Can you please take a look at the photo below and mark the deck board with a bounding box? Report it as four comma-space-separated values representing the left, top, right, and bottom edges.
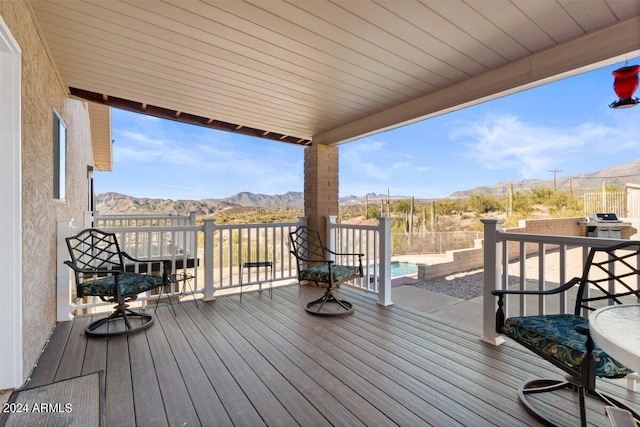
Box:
145, 312, 201, 427
26, 320, 72, 389
105, 330, 136, 426
127, 328, 167, 426
269, 287, 534, 426
22, 285, 637, 426
200, 299, 338, 426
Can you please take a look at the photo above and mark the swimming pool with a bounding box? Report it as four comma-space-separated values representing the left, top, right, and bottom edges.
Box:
390, 261, 419, 277
367, 262, 418, 278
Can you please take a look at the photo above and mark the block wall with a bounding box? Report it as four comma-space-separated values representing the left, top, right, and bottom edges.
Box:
304, 144, 339, 239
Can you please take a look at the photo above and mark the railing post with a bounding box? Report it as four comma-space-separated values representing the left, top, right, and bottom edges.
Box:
480, 218, 505, 345
377, 216, 392, 306
83, 211, 94, 228
203, 219, 216, 301
57, 219, 75, 321
326, 215, 337, 262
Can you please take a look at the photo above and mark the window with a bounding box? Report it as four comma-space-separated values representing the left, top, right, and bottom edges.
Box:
53, 109, 66, 200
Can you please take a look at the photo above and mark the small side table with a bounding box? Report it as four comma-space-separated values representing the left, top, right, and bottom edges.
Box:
156, 272, 197, 316
240, 261, 273, 300
170, 272, 197, 305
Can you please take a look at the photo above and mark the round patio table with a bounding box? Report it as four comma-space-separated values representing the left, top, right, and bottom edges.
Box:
590, 304, 640, 373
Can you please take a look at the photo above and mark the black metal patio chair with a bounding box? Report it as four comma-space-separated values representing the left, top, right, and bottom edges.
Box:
492, 241, 640, 427
65, 228, 168, 337
289, 226, 363, 316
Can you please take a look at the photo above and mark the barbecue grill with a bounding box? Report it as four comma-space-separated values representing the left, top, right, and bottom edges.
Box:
580, 213, 630, 238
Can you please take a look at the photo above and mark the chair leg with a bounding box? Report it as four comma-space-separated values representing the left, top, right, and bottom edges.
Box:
578, 386, 587, 427
305, 285, 353, 317
518, 378, 577, 427
86, 303, 154, 338
517, 377, 640, 427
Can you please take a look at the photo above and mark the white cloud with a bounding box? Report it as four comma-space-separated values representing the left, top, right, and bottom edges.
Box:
340, 140, 390, 180
451, 114, 630, 178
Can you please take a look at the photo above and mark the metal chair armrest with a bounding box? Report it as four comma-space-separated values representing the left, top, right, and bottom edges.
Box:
492, 277, 582, 333
120, 251, 169, 265
491, 277, 581, 297
323, 246, 364, 258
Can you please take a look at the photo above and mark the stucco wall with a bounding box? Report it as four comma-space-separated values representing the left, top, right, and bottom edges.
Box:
1, 0, 94, 383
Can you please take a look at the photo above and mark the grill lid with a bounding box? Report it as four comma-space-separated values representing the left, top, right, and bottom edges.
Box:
594, 213, 621, 222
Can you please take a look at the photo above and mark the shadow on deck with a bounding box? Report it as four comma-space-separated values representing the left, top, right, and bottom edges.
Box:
20, 285, 638, 426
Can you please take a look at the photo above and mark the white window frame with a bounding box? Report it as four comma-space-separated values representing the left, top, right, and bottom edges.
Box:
53, 109, 66, 201
0, 15, 23, 389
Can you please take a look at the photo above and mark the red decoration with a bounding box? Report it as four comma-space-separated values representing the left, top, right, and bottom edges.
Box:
610, 65, 640, 109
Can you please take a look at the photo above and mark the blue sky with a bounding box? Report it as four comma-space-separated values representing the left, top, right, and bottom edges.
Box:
96, 58, 640, 200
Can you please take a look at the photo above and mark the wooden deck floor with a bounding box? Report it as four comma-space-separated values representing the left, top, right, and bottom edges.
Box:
24, 285, 638, 426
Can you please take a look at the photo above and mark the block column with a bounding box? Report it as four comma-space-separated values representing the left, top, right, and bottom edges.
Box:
304, 144, 339, 240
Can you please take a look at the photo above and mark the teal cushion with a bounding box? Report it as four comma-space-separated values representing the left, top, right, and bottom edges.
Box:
299, 264, 361, 285
80, 272, 163, 298
504, 314, 630, 378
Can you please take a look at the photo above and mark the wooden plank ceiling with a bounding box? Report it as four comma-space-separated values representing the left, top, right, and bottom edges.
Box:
29, 1, 640, 146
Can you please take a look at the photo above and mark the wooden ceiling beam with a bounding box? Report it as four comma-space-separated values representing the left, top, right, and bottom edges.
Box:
69, 87, 312, 146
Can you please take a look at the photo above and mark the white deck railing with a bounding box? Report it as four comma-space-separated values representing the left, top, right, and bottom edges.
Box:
481, 218, 634, 345
201, 218, 303, 299
326, 216, 392, 306
92, 211, 197, 227
57, 214, 393, 319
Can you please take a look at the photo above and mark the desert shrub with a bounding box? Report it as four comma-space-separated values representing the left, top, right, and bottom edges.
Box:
366, 205, 382, 219
467, 194, 503, 214
511, 192, 534, 216
435, 198, 464, 215
547, 191, 583, 216
391, 217, 406, 233
528, 187, 556, 204
390, 199, 413, 213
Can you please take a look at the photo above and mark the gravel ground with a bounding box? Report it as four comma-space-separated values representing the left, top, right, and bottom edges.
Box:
411, 254, 568, 300
412, 269, 486, 300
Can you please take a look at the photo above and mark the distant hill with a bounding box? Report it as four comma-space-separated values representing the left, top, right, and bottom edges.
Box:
96, 160, 638, 214
96, 192, 234, 215
450, 159, 639, 198
202, 191, 304, 207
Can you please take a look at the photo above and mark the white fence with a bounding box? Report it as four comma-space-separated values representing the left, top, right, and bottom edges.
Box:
583, 190, 626, 217
57, 213, 393, 320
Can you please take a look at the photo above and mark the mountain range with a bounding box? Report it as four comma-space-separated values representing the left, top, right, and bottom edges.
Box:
450, 158, 639, 197
96, 159, 638, 214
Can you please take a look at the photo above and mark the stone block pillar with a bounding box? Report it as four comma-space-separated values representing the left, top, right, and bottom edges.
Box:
304, 144, 339, 240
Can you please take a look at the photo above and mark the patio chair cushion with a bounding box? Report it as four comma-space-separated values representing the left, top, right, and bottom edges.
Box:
504, 314, 631, 378
79, 272, 164, 298
299, 264, 361, 285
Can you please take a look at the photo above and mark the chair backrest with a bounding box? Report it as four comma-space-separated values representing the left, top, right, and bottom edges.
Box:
289, 226, 327, 263
574, 241, 640, 315
66, 229, 125, 286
